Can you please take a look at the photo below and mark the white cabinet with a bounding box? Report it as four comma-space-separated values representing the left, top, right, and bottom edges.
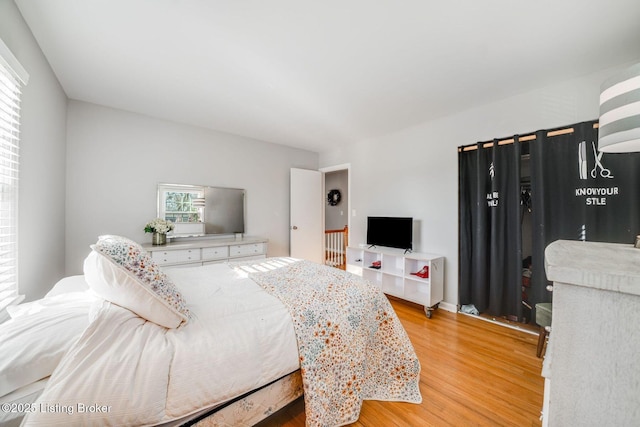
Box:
346, 246, 444, 318
142, 236, 267, 267
542, 240, 640, 427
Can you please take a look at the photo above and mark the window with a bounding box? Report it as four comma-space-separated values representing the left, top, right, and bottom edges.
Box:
0, 39, 28, 319
157, 184, 206, 236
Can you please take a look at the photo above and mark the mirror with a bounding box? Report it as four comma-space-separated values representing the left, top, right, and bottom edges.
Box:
157, 183, 245, 238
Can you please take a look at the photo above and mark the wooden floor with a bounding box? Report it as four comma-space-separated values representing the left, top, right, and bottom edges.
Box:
257, 297, 544, 427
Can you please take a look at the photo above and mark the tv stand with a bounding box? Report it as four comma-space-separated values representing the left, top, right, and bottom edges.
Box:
368, 245, 412, 255
346, 246, 444, 318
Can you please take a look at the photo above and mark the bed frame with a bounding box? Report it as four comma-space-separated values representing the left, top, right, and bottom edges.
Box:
4, 371, 302, 427
183, 370, 303, 427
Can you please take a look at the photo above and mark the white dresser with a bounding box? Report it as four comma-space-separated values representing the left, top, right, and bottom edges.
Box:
543, 240, 640, 427
142, 236, 268, 267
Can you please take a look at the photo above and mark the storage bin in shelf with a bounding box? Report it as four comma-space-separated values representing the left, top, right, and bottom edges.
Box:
382, 274, 404, 297
363, 251, 381, 270
346, 247, 364, 267
362, 268, 382, 288
345, 246, 445, 319
404, 280, 431, 304
382, 254, 404, 277
346, 264, 362, 276
345, 247, 364, 276
404, 258, 430, 281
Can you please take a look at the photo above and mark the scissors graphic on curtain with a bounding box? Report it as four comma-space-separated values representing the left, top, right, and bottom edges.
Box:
590, 141, 614, 179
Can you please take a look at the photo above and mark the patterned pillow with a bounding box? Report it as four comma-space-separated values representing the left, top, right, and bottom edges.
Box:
83, 235, 190, 328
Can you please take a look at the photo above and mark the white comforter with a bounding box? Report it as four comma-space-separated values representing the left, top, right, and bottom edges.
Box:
22, 263, 299, 426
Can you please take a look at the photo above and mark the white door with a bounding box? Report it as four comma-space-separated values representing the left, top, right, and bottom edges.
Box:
290, 168, 323, 263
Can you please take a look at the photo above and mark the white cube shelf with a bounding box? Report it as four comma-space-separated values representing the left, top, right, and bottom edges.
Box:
346, 246, 444, 318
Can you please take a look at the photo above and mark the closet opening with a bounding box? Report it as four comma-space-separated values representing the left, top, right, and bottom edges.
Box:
519, 143, 533, 326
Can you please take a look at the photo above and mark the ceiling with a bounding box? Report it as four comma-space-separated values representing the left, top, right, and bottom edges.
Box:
15, 0, 640, 153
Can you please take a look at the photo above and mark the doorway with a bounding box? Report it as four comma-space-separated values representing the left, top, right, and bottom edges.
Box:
289, 164, 351, 265
321, 164, 350, 269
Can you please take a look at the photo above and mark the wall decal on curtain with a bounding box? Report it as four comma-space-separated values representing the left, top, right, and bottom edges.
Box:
529, 120, 640, 308
458, 138, 522, 319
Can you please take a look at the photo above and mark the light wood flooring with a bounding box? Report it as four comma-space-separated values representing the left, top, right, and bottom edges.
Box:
257, 297, 544, 427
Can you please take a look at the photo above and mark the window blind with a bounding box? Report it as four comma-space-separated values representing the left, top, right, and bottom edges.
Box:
0, 40, 28, 319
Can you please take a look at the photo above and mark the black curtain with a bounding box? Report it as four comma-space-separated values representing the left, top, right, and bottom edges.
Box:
459, 139, 522, 318
529, 120, 640, 309
461, 119, 640, 321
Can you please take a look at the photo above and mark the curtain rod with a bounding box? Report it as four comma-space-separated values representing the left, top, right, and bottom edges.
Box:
458, 122, 599, 152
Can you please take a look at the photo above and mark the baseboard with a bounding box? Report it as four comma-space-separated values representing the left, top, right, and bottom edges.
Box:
458, 311, 539, 336
438, 301, 457, 313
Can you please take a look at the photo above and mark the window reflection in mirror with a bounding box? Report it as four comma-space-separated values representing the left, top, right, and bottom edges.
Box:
158, 184, 206, 237
157, 183, 245, 238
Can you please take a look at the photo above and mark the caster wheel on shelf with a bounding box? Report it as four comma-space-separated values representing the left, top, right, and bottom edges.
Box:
424, 303, 439, 319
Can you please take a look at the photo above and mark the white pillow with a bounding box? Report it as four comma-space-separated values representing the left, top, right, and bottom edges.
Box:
45, 275, 89, 298
0, 296, 94, 397
7, 291, 94, 319
83, 235, 190, 328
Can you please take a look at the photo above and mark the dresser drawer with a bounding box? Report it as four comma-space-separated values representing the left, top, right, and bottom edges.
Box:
142, 238, 267, 267
202, 246, 229, 260
229, 243, 264, 257
151, 249, 201, 265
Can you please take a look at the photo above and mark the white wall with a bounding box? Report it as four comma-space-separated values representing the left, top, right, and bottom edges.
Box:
320, 63, 637, 310
65, 101, 318, 275
0, 0, 68, 301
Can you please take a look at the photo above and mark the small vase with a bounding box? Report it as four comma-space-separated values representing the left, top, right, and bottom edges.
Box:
152, 232, 167, 245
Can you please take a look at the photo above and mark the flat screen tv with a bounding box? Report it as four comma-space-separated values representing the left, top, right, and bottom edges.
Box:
366, 216, 413, 251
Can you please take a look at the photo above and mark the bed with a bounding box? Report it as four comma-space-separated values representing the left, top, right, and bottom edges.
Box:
0, 235, 422, 427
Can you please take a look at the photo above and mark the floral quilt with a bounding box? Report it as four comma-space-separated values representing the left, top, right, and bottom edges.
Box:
232, 258, 422, 427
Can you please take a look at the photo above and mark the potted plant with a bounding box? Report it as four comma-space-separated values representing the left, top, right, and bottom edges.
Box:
144, 218, 175, 245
